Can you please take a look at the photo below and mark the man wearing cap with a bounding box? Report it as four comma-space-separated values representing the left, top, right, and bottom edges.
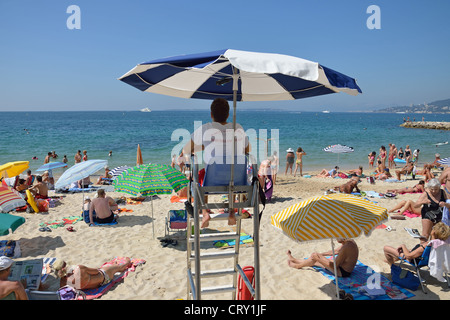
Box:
0, 257, 28, 300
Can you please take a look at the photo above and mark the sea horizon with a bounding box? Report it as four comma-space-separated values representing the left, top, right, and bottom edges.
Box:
1, 110, 449, 175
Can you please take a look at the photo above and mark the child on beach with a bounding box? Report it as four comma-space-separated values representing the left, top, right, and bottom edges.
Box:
368, 151, 376, 168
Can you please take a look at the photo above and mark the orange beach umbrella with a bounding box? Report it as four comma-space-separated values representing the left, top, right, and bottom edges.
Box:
137, 144, 143, 166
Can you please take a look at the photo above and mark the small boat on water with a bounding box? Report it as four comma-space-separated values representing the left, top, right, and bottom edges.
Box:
322, 110, 330, 113
140, 108, 151, 112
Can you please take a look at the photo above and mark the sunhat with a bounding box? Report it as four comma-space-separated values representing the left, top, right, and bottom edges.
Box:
0, 256, 14, 271
286, 148, 294, 153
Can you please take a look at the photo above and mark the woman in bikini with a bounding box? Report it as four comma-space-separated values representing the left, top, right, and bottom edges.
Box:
387, 180, 425, 194
53, 258, 132, 290
293, 147, 306, 177
378, 145, 387, 167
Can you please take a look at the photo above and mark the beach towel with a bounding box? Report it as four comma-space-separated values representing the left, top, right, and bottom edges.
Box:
402, 210, 421, 218
41, 257, 57, 283
170, 195, 193, 203
312, 260, 415, 300
0, 240, 21, 258
213, 232, 254, 248
78, 257, 145, 300
39, 216, 82, 229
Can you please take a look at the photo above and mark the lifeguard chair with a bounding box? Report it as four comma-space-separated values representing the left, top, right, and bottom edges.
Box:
186, 154, 262, 300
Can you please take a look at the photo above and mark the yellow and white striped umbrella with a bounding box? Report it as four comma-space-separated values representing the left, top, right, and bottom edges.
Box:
271, 193, 388, 242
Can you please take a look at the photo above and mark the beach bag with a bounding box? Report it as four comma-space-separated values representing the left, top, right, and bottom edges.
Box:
36, 199, 49, 212
236, 266, 255, 300
57, 285, 86, 300
391, 264, 420, 291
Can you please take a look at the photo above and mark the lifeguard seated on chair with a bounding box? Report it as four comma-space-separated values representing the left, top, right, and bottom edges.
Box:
181, 98, 250, 228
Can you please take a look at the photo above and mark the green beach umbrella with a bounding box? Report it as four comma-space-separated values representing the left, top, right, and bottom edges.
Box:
113, 163, 188, 238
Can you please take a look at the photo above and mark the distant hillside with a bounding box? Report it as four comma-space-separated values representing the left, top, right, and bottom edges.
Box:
375, 98, 450, 114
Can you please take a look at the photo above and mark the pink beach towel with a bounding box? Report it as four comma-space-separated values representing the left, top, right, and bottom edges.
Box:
402, 210, 420, 218
78, 257, 145, 300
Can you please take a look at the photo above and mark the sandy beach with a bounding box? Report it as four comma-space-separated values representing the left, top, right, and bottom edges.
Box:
3, 170, 450, 301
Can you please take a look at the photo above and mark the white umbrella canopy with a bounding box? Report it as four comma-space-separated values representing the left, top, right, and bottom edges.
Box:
55, 160, 108, 190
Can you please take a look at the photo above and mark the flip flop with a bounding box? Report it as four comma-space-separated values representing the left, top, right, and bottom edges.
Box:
66, 226, 75, 232
39, 227, 52, 232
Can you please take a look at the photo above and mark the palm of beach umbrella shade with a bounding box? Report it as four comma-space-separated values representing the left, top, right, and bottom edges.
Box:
271, 193, 388, 299
36, 162, 68, 172
0, 161, 29, 178
113, 164, 188, 238
0, 185, 26, 213
55, 160, 108, 190
0, 213, 26, 236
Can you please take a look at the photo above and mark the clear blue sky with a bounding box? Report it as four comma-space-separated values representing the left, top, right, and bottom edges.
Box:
1, 0, 449, 112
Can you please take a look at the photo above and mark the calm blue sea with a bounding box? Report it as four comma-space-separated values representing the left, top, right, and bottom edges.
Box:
1, 111, 449, 174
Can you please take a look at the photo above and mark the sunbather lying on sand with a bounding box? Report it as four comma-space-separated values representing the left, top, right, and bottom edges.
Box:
53, 258, 132, 290
333, 177, 361, 194
317, 166, 339, 178
388, 199, 422, 216
387, 180, 425, 194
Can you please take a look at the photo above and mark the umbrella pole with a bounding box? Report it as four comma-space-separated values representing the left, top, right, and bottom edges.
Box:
151, 195, 155, 239
331, 238, 340, 299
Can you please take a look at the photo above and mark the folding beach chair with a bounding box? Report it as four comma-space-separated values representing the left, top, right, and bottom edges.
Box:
165, 209, 187, 237
26, 289, 61, 300
399, 243, 450, 293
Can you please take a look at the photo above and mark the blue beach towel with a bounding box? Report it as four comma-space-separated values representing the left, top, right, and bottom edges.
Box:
313, 260, 415, 300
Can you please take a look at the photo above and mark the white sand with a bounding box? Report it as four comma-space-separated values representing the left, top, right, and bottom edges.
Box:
4, 172, 450, 300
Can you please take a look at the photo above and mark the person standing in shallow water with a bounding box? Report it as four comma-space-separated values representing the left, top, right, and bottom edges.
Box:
293, 147, 306, 177
285, 148, 295, 175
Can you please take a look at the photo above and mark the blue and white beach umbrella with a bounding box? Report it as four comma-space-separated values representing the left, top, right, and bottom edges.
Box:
119, 49, 362, 102
437, 157, 450, 166
55, 159, 108, 190
324, 144, 354, 166
36, 162, 68, 172
323, 144, 354, 154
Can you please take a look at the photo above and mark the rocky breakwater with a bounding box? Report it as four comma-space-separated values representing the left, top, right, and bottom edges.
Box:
400, 121, 450, 130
